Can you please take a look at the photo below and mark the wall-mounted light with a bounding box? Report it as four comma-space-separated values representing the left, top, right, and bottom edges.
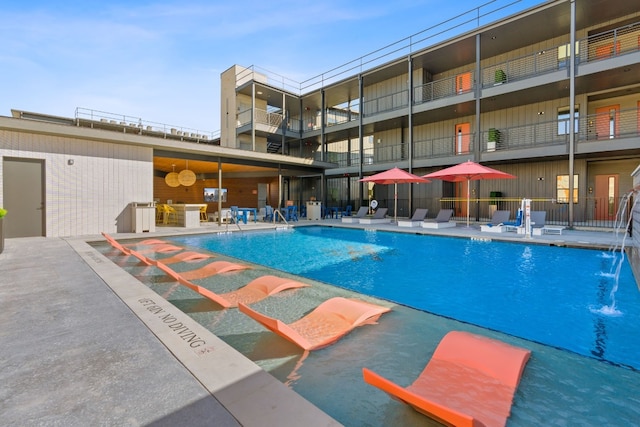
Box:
67, 159, 74, 165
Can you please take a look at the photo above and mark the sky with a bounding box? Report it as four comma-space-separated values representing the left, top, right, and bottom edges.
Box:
1, 0, 541, 134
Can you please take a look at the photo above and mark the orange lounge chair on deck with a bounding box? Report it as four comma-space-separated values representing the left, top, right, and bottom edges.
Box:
362, 331, 531, 427
238, 297, 391, 351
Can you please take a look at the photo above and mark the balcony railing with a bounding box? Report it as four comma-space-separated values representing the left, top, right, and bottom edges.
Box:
581, 107, 640, 141
236, 108, 284, 129
414, 134, 474, 159
363, 89, 410, 117
582, 22, 640, 64
413, 72, 475, 107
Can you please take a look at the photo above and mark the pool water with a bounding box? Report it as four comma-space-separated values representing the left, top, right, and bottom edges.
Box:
105, 227, 640, 426
172, 226, 640, 370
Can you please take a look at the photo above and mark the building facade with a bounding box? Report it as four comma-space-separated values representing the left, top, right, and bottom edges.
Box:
1, 0, 639, 238
222, 0, 640, 228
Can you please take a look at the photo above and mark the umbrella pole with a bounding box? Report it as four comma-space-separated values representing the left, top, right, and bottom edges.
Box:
394, 182, 398, 223
466, 178, 471, 227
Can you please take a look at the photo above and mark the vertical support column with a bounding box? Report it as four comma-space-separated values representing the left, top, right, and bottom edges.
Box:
281, 92, 286, 155
474, 33, 482, 222
251, 83, 256, 151
217, 160, 223, 226
358, 74, 364, 207
475, 33, 482, 160
321, 89, 326, 162
568, 0, 576, 228
407, 55, 414, 215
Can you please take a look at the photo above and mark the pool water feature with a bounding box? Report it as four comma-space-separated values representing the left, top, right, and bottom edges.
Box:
172, 226, 640, 370
103, 228, 640, 426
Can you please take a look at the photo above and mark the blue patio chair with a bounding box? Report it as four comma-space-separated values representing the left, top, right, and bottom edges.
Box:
230, 206, 239, 224
342, 205, 352, 217
264, 205, 274, 222
289, 205, 298, 221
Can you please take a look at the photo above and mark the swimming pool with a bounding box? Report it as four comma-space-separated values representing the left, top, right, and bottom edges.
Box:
172, 226, 640, 370
107, 227, 640, 426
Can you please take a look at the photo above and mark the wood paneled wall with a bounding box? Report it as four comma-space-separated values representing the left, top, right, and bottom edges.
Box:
153, 176, 279, 213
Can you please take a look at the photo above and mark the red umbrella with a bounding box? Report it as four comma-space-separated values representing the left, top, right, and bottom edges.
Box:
423, 160, 516, 227
360, 167, 430, 223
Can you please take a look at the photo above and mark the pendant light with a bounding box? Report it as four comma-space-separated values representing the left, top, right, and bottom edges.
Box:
165, 164, 180, 187
178, 160, 196, 186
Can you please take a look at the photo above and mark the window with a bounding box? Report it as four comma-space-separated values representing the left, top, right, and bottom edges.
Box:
556, 175, 578, 203
557, 42, 579, 68
558, 106, 579, 135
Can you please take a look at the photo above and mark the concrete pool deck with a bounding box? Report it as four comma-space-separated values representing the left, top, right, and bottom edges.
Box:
0, 218, 632, 426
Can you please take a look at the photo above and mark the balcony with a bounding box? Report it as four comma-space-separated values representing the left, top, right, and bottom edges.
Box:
413, 72, 475, 106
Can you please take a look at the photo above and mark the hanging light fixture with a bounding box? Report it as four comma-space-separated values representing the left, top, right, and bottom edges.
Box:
178, 160, 196, 186
165, 164, 180, 187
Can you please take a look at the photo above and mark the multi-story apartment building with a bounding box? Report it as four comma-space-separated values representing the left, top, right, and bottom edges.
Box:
222, 0, 640, 228
1, 0, 639, 238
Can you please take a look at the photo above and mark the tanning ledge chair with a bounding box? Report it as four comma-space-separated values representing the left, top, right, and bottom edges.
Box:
359, 208, 390, 224
153, 258, 308, 308
363, 331, 531, 427
398, 208, 429, 228
480, 210, 511, 233
239, 297, 390, 350
342, 206, 369, 223
421, 209, 456, 229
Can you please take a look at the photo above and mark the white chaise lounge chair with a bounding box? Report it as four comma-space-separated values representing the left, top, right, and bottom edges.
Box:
530, 211, 564, 235
359, 208, 391, 224
480, 210, 511, 233
421, 209, 456, 229
342, 206, 369, 223
398, 208, 429, 228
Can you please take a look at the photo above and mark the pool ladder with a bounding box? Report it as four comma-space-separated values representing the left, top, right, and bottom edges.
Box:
223, 211, 243, 233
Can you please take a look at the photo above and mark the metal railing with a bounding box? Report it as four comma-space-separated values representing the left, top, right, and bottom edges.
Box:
363, 89, 410, 117
414, 134, 474, 159
358, 196, 631, 230
581, 107, 640, 141
236, 108, 284, 129
74, 107, 220, 142
413, 72, 475, 106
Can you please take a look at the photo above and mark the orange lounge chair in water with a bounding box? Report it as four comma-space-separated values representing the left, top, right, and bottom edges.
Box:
125, 238, 168, 246
137, 243, 183, 254
362, 331, 531, 427
174, 260, 249, 280
216, 275, 309, 307
238, 297, 391, 351
150, 251, 213, 264
154, 261, 306, 308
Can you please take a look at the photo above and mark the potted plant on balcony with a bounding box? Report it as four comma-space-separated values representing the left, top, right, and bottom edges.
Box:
487, 128, 501, 151
0, 208, 6, 254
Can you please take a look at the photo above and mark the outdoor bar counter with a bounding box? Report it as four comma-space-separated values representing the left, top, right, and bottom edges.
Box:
169, 204, 206, 227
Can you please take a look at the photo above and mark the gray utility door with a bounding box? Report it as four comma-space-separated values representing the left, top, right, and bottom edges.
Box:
3, 158, 44, 237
